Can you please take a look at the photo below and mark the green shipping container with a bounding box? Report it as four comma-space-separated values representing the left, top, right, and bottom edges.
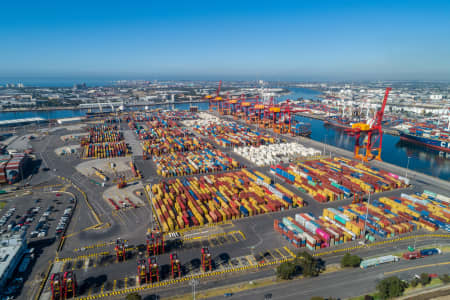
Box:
334, 214, 347, 225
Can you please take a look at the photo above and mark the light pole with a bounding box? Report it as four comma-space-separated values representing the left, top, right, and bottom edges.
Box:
189, 279, 199, 300
405, 156, 411, 179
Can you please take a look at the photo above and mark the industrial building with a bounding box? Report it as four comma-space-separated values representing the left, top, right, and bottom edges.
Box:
0, 233, 27, 291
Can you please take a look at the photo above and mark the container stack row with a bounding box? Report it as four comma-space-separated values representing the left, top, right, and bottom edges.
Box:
82, 142, 128, 158
274, 191, 449, 251
80, 122, 129, 158
0, 154, 29, 184
234, 143, 320, 166
270, 157, 409, 203
150, 169, 303, 232
192, 122, 277, 147
81, 124, 123, 145
124, 111, 197, 123
142, 134, 214, 157
274, 212, 357, 250
181, 112, 222, 127
153, 148, 242, 177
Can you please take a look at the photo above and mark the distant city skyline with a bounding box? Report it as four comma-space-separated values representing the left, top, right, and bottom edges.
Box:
1, 0, 450, 80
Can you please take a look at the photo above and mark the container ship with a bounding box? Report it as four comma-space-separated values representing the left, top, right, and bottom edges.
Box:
324, 116, 355, 130
400, 126, 450, 153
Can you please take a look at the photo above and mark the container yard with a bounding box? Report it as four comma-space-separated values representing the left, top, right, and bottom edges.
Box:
150, 169, 303, 232
271, 157, 410, 203
153, 148, 242, 177
80, 122, 129, 158
234, 143, 321, 166
192, 121, 278, 147
274, 190, 449, 250
5, 106, 450, 300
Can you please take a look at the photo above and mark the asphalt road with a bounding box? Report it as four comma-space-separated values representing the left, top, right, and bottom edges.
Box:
207, 252, 450, 300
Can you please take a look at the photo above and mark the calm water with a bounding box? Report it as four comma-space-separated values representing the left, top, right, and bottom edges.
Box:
0, 87, 448, 180
295, 115, 450, 181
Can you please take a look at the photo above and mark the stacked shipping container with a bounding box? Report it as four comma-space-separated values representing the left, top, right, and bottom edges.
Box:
274, 191, 449, 251
151, 169, 303, 232
271, 157, 409, 202
81, 122, 128, 158
0, 154, 28, 184
153, 149, 241, 177
192, 122, 276, 147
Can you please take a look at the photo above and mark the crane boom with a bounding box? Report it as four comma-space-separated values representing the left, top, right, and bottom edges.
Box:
216, 80, 222, 97
374, 87, 392, 128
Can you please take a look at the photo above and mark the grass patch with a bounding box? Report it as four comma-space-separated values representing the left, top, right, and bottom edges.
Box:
322, 263, 341, 274
404, 277, 444, 294
165, 277, 279, 300
348, 293, 381, 300
0, 201, 6, 209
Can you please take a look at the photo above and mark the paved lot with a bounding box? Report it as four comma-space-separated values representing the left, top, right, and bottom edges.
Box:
3, 113, 448, 300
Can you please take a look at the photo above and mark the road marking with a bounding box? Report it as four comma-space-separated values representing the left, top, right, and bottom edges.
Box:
113, 280, 117, 291
275, 248, 286, 259
384, 261, 450, 275
124, 277, 128, 288
283, 246, 296, 258
267, 250, 277, 261
231, 232, 239, 242
59, 262, 65, 272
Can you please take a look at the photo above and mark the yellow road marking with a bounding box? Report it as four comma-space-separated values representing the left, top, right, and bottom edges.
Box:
100, 283, 104, 294
124, 277, 128, 288
245, 255, 255, 266
59, 262, 65, 272
231, 233, 239, 242
275, 248, 286, 259
283, 246, 296, 258
113, 280, 117, 291
384, 261, 450, 275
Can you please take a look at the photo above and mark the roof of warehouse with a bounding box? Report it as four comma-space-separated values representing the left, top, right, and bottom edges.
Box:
0, 117, 45, 126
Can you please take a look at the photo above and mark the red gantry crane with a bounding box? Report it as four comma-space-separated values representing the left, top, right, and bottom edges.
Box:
148, 256, 160, 283
115, 238, 126, 262
170, 253, 181, 278
201, 247, 212, 272
50, 273, 62, 300
207, 80, 222, 112
347, 87, 392, 162
137, 258, 149, 284
63, 271, 77, 299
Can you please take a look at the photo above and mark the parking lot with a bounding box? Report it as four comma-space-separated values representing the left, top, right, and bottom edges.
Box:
0, 189, 74, 240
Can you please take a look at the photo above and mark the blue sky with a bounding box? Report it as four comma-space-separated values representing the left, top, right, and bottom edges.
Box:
1, 0, 449, 80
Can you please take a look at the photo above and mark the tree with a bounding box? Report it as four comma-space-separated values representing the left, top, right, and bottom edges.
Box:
420, 273, 430, 286
276, 261, 297, 280
296, 251, 320, 277
364, 295, 374, 300
349, 255, 362, 267
341, 253, 351, 267
341, 253, 361, 268
376, 276, 408, 299
410, 278, 419, 287
126, 293, 142, 300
